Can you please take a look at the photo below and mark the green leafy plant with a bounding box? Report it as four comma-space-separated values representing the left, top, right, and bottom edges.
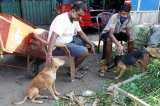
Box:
132, 24, 155, 49
147, 57, 160, 77
95, 87, 115, 106
120, 75, 160, 106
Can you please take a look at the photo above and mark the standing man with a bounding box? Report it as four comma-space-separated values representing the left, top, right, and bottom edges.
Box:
45, 1, 95, 79
101, 5, 134, 66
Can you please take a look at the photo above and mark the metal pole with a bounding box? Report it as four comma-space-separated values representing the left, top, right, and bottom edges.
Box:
114, 86, 150, 106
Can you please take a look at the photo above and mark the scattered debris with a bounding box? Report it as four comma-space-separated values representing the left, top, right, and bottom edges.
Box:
92, 99, 98, 106
16, 80, 21, 85
82, 90, 96, 96
61, 91, 97, 106
15, 75, 25, 79
100, 84, 104, 87
76, 96, 86, 106
61, 91, 75, 101
97, 60, 106, 65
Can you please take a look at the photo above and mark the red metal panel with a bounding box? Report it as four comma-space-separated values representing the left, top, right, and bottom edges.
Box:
0, 13, 45, 59
26, 30, 45, 59
0, 14, 11, 50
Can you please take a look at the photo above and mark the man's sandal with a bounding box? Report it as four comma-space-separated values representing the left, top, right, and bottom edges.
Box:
67, 71, 83, 79
77, 65, 89, 71
75, 72, 83, 79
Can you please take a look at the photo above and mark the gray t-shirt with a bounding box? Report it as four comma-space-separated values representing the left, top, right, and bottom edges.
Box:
102, 13, 132, 34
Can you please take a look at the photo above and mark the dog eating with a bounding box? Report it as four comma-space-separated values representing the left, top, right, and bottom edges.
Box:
99, 48, 149, 79
11, 58, 64, 105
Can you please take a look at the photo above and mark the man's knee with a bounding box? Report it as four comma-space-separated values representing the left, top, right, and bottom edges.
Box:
106, 37, 112, 45
82, 49, 88, 57
66, 43, 87, 57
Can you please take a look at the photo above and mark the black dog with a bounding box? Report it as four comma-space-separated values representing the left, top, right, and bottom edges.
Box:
99, 48, 149, 79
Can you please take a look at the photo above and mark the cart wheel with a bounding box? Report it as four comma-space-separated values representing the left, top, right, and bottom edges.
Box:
27, 61, 39, 79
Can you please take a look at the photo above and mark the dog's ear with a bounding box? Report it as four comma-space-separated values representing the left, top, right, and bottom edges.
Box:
54, 64, 58, 68
51, 58, 58, 68
99, 65, 107, 72
52, 58, 64, 68
52, 61, 58, 68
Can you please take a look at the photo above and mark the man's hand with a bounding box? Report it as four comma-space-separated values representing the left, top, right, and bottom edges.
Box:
129, 36, 134, 42
45, 54, 53, 68
90, 43, 95, 56
117, 44, 124, 55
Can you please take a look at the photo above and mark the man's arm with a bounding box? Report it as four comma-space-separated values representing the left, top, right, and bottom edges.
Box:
109, 28, 124, 55
109, 28, 121, 47
77, 31, 95, 55
126, 27, 134, 42
45, 32, 59, 67
34, 33, 48, 45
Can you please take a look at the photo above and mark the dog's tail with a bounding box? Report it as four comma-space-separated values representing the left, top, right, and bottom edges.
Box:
11, 95, 28, 105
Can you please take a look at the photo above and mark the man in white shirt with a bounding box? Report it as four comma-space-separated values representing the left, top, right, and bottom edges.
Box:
45, 1, 95, 79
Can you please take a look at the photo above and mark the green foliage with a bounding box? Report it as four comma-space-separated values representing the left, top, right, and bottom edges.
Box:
54, 99, 73, 106
95, 87, 115, 106
110, 49, 117, 59
120, 75, 160, 106
132, 24, 155, 49
115, 57, 160, 106
109, 56, 160, 106
147, 57, 160, 77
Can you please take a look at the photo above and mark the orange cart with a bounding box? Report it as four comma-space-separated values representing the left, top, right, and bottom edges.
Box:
0, 13, 46, 78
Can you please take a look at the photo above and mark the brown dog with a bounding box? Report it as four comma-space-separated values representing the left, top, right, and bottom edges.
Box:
11, 58, 64, 105
99, 48, 149, 79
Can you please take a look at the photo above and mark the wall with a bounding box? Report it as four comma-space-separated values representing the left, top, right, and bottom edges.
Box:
131, 0, 160, 25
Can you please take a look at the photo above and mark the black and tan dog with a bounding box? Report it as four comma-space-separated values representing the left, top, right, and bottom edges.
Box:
99, 48, 149, 79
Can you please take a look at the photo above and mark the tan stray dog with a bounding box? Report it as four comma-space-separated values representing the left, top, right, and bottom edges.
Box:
11, 58, 64, 105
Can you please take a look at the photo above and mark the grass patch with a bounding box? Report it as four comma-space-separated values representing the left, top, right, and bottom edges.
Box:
94, 87, 115, 106
117, 57, 160, 106
120, 75, 160, 106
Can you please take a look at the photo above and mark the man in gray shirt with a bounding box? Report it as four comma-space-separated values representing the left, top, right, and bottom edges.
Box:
101, 5, 134, 66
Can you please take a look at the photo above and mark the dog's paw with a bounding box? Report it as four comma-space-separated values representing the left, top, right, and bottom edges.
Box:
54, 96, 59, 100
38, 101, 43, 104
30, 100, 43, 104
99, 72, 105, 77
56, 92, 60, 96
44, 96, 49, 99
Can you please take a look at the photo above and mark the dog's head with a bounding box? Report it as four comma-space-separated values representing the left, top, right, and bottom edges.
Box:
52, 58, 65, 68
99, 65, 108, 77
